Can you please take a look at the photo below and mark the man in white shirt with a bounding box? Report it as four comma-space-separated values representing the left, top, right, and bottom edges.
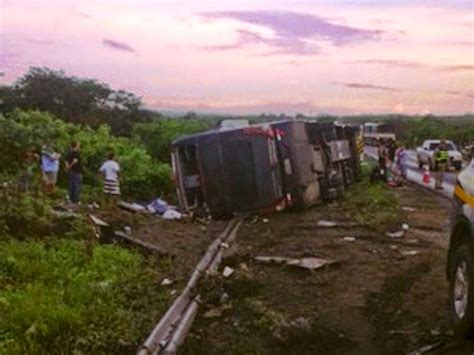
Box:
99, 153, 121, 206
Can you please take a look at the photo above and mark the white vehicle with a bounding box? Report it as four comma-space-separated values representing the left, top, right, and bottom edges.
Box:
416, 139, 463, 171
447, 157, 474, 336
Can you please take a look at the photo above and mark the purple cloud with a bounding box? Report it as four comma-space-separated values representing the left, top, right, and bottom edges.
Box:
201, 10, 382, 55
102, 38, 135, 53
346, 59, 423, 68
336, 82, 399, 92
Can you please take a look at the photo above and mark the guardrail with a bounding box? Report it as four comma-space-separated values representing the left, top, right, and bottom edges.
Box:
137, 218, 243, 355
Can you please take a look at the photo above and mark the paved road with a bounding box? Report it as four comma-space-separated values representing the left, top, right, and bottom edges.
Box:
364, 146, 460, 198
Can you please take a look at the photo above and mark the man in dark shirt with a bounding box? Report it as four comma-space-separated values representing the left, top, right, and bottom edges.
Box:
65, 141, 83, 204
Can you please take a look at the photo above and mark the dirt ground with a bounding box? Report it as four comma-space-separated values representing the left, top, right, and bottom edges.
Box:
181, 184, 474, 354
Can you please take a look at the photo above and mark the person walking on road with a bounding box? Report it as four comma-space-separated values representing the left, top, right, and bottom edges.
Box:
99, 152, 121, 207
434, 140, 449, 189
65, 141, 83, 204
40, 141, 61, 195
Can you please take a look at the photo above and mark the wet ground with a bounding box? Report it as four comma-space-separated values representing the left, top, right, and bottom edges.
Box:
182, 184, 474, 354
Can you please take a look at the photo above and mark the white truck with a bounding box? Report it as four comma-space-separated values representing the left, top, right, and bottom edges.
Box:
416, 139, 463, 171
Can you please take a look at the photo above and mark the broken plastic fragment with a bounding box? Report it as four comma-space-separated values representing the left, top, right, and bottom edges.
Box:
223, 266, 234, 277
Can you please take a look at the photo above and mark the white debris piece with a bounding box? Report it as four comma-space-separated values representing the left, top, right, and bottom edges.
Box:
262, 218, 269, 223
385, 231, 404, 238
402, 206, 417, 212
161, 278, 173, 286
402, 223, 410, 231
317, 220, 338, 228
400, 250, 420, 256
118, 201, 147, 213
162, 209, 183, 220
286, 257, 338, 270
89, 214, 109, 227
255, 256, 338, 270
343, 237, 356, 242
223, 266, 235, 278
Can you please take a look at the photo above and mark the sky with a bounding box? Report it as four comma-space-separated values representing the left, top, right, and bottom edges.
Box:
1, 0, 473, 115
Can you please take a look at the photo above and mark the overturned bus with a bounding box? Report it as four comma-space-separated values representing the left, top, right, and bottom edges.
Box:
171, 120, 360, 219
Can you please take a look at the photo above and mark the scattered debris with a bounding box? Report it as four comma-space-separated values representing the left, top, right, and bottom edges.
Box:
262, 218, 269, 224
163, 209, 183, 220
343, 237, 356, 242
402, 206, 417, 212
406, 341, 443, 355
255, 255, 338, 271
254, 256, 292, 264
161, 278, 174, 286
386, 230, 404, 238
114, 231, 168, 255
317, 220, 338, 228
400, 250, 420, 257
402, 223, 410, 231
222, 266, 235, 278
124, 226, 132, 235
118, 201, 147, 213
147, 198, 169, 215
89, 214, 109, 227
88, 201, 100, 210
286, 257, 339, 270
170, 289, 177, 296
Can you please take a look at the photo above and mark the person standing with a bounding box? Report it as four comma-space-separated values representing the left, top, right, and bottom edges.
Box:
40, 141, 61, 195
99, 152, 121, 206
65, 141, 83, 204
377, 140, 388, 180
395, 144, 409, 179
434, 140, 449, 189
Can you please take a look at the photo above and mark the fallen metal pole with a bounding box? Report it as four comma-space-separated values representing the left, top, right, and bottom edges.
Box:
138, 218, 242, 355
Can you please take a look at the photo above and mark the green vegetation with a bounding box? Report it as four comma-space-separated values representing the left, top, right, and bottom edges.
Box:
342, 165, 400, 230
0, 109, 172, 200
0, 239, 171, 354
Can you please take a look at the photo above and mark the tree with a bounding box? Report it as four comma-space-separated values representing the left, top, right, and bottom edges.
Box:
4, 67, 149, 135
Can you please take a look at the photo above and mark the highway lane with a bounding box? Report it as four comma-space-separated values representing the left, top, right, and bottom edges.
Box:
364, 146, 460, 197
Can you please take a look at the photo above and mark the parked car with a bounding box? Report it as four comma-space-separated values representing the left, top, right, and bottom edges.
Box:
447, 157, 474, 336
416, 139, 463, 171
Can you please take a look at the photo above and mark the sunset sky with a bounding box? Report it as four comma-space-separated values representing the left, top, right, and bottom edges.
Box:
1, 0, 473, 115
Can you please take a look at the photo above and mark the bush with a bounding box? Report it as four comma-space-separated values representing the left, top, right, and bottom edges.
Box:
0, 239, 171, 354
0, 110, 173, 200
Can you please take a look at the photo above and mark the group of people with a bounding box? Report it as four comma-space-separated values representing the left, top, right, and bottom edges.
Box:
377, 139, 408, 185
376, 138, 451, 189
23, 140, 122, 206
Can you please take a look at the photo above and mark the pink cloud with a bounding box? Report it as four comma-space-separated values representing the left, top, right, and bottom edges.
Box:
439, 65, 474, 72
102, 38, 135, 53
346, 59, 423, 68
